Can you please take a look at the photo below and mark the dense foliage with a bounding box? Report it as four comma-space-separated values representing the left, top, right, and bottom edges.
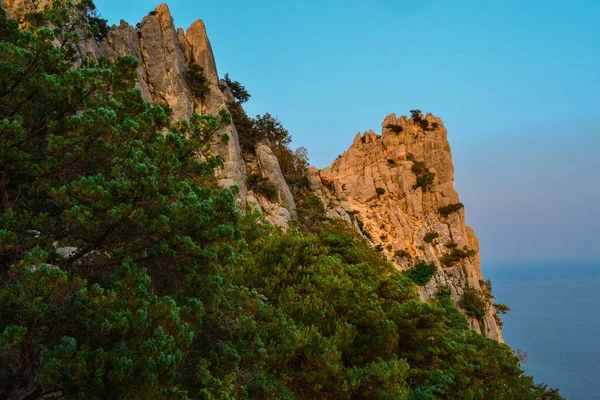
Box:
438, 202, 465, 217
0, 3, 562, 399
459, 288, 488, 319
187, 63, 210, 101
423, 231, 439, 244
223, 72, 251, 104
386, 124, 404, 134
440, 243, 477, 267
411, 159, 436, 192
403, 261, 437, 286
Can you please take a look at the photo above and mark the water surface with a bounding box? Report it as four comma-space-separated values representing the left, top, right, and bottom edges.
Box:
483, 262, 600, 400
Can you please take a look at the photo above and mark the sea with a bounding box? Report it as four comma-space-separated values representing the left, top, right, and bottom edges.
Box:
482, 262, 600, 400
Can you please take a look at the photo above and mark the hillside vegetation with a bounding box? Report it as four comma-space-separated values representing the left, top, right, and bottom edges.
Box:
0, 3, 562, 399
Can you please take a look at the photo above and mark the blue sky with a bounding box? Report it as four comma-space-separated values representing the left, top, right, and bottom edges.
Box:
95, 0, 600, 264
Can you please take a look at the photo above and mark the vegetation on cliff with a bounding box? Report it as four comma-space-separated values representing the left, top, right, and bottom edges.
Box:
0, 3, 562, 399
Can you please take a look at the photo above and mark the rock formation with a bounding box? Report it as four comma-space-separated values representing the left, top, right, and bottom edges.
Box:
100, 5, 249, 198
98, 4, 298, 225
309, 113, 502, 340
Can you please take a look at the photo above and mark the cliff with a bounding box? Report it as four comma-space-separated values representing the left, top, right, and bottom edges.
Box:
308, 113, 502, 340
98, 4, 296, 226
1, 1, 501, 340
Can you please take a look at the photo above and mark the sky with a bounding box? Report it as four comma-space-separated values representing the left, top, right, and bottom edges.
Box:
94, 0, 600, 264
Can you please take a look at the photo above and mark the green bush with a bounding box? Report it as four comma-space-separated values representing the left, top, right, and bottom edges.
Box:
411, 160, 427, 175
386, 124, 404, 134
295, 193, 328, 232
459, 288, 488, 319
493, 303, 511, 328
223, 73, 251, 104
187, 63, 210, 99
438, 203, 464, 217
414, 171, 435, 191
376, 187, 386, 195
481, 279, 494, 299
387, 159, 396, 165
423, 232, 439, 243
247, 172, 277, 199
434, 289, 469, 331
273, 144, 309, 192
403, 261, 437, 286
411, 160, 436, 191
410, 109, 422, 122
395, 249, 412, 259
440, 247, 477, 267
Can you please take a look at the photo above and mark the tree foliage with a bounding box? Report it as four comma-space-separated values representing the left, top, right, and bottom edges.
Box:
187, 63, 210, 100
423, 231, 440, 243
438, 202, 465, 217
403, 260, 437, 286
411, 159, 436, 191
223, 72, 250, 104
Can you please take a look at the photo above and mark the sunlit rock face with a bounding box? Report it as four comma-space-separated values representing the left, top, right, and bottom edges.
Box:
311, 113, 502, 341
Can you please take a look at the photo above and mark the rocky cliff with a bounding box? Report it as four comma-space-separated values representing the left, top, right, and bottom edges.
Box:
1, 1, 501, 340
308, 113, 502, 340
98, 4, 296, 226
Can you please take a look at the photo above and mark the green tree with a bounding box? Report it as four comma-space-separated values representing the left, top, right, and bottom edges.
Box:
403, 260, 437, 286
0, 5, 241, 397
223, 72, 250, 104
187, 63, 210, 100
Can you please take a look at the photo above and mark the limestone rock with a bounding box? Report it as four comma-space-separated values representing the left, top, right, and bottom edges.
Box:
312, 112, 503, 341
307, 166, 323, 191
100, 4, 250, 206
255, 143, 296, 221
100, 20, 153, 101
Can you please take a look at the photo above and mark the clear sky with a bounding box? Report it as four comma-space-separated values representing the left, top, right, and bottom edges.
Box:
95, 0, 600, 264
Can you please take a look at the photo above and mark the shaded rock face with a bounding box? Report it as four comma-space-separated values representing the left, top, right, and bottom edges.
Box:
100, 4, 249, 202
311, 113, 502, 341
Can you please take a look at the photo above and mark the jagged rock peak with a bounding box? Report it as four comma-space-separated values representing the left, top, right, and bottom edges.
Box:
311, 112, 503, 341
185, 18, 219, 83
